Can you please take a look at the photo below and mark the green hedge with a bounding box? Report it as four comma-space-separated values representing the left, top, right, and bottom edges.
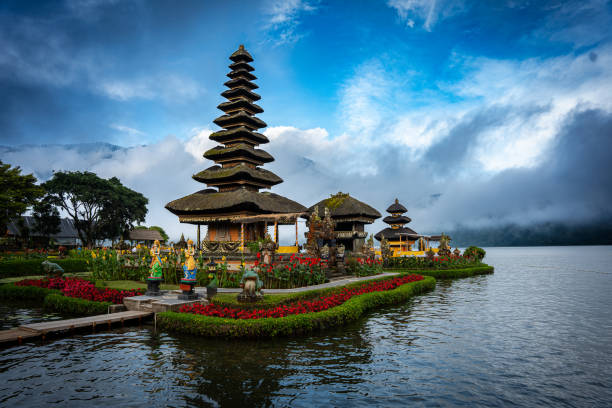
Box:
157, 275, 436, 338
211, 273, 414, 310
43, 294, 111, 316
0, 283, 110, 316
0, 283, 61, 300
387, 265, 494, 279
0, 258, 88, 278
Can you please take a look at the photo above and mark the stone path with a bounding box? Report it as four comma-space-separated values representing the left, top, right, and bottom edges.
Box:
203, 272, 399, 294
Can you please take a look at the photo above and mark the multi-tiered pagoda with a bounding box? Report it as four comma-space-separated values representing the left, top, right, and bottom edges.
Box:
166, 45, 306, 250
374, 199, 420, 253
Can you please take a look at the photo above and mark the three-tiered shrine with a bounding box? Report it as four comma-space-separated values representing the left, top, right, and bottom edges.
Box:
374, 199, 420, 253
166, 45, 306, 253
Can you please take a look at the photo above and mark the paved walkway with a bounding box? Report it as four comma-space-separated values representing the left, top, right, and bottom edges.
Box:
195, 272, 399, 294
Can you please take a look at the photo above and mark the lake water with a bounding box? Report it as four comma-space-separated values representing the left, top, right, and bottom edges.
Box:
1, 246, 611, 407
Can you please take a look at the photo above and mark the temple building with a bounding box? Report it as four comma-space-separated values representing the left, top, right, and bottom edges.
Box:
374, 198, 420, 254
166, 45, 306, 253
304, 192, 381, 252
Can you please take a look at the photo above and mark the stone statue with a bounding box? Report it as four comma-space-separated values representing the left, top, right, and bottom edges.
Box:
453, 248, 461, 256
148, 239, 163, 280
337, 244, 345, 261
438, 233, 451, 257
238, 268, 264, 302
320, 244, 330, 260
42, 260, 64, 278
182, 239, 197, 282
380, 238, 392, 261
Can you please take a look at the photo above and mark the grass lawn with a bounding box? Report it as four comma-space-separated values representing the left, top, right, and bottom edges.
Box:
0, 272, 91, 284
94, 280, 179, 291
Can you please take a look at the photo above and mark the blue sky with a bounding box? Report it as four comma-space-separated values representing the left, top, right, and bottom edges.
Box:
1, 0, 612, 241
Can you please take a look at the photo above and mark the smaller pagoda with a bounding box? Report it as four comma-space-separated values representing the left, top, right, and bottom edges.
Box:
374, 199, 419, 254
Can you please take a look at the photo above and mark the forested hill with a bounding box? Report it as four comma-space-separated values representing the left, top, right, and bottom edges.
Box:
446, 220, 612, 247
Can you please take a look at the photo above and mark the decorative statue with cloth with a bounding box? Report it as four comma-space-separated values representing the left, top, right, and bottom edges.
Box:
148, 240, 163, 280
182, 239, 197, 283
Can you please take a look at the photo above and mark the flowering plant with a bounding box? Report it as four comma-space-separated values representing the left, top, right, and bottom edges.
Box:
15, 277, 143, 304
179, 274, 424, 319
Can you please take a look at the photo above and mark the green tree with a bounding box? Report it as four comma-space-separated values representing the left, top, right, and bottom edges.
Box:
32, 198, 61, 247
0, 161, 44, 233
96, 177, 148, 241
132, 225, 168, 242
149, 226, 169, 241
43, 171, 148, 248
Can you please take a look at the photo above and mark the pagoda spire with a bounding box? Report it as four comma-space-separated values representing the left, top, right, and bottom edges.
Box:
196, 45, 282, 192
383, 198, 411, 229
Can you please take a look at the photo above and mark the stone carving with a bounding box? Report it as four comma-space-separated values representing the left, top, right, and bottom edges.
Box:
380, 238, 392, 261
438, 233, 451, 257
238, 269, 264, 302
41, 260, 64, 278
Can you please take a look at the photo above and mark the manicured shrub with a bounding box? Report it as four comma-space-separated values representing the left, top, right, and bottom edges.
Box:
392, 265, 494, 279
43, 293, 111, 316
0, 283, 61, 300
464, 246, 486, 261
0, 258, 88, 278
184, 274, 425, 319
13, 277, 143, 304
157, 275, 436, 337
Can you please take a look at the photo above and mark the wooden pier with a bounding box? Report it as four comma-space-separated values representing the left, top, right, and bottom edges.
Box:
0, 310, 152, 347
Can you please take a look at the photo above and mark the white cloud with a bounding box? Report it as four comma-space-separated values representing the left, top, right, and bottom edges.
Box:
110, 124, 146, 136
335, 45, 612, 174
387, 0, 466, 31
263, 0, 317, 45
98, 74, 203, 102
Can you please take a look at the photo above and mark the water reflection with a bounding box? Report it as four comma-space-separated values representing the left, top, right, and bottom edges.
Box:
1, 246, 612, 407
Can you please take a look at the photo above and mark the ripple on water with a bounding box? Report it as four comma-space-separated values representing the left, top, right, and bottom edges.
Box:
1, 246, 612, 407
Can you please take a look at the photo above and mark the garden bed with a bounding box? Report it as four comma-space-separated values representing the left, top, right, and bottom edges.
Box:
384, 265, 494, 279
157, 274, 435, 338
0, 277, 142, 316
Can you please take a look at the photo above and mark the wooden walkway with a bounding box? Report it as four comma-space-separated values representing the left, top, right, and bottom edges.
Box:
0, 310, 152, 347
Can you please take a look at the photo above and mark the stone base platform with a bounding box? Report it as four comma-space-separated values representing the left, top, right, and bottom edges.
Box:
124, 293, 207, 313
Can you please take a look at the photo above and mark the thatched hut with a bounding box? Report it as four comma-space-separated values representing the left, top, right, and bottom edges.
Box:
303, 192, 381, 252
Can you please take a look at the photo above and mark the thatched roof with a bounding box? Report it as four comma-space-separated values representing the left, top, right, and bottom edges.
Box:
227, 69, 256, 80
217, 98, 263, 115
374, 227, 419, 241
166, 188, 307, 219
128, 229, 163, 241
429, 235, 451, 241
229, 45, 253, 63
213, 111, 267, 130
209, 127, 269, 145
221, 87, 261, 102
192, 164, 282, 187
228, 61, 254, 72
7, 216, 78, 239
204, 144, 274, 164
386, 198, 407, 214
224, 77, 258, 90
304, 192, 381, 222
383, 215, 412, 225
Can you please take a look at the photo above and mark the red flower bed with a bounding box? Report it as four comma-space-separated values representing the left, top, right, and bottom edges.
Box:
180, 274, 424, 320
15, 277, 143, 304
